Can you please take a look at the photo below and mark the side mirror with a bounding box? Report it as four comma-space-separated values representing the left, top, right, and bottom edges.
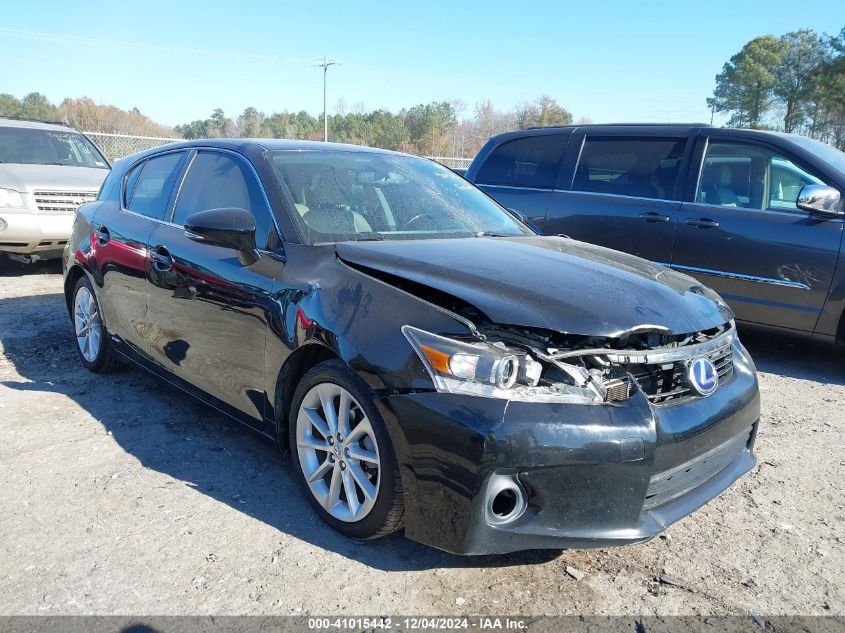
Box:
184, 207, 260, 265
797, 185, 842, 217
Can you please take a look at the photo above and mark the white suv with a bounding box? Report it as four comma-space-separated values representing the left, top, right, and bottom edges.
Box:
0, 117, 110, 262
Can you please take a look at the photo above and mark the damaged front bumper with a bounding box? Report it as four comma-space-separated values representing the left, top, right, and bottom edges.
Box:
375, 339, 760, 555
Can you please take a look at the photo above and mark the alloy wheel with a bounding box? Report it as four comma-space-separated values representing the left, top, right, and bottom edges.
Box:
73, 286, 102, 363
295, 383, 381, 522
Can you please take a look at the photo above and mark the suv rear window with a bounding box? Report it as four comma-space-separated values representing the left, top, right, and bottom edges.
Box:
475, 135, 566, 189
572, 136, 686, 201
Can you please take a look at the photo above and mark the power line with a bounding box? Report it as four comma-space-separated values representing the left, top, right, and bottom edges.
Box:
0, 27, 302, 63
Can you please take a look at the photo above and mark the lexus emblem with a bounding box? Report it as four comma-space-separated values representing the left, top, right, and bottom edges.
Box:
687, 357, 719, 396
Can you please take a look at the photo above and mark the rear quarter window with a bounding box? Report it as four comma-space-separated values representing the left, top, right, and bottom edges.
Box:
475, 135, 566, 189
125, 152, 185, 220
122, 161, 145, 206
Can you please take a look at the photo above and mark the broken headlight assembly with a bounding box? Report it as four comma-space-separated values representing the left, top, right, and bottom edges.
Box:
402, 325, 610, 404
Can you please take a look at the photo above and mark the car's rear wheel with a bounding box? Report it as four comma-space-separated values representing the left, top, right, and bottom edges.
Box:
289, 359, 404, 539
71, 276, 121, 373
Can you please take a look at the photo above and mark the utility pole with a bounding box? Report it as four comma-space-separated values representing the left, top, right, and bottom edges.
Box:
314, 57, 338, 142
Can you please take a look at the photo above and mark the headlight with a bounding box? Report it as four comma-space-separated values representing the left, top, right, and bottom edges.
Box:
402, 325, 601, 404
0, 188, 25, 209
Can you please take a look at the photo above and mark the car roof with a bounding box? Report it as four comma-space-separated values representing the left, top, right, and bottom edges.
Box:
527, 122, 713, 131
0, 116, 79, 132
113, 138, 414, 168
132, 137, 406, 156
482, 123, 844, 154
487, 123, 712, 142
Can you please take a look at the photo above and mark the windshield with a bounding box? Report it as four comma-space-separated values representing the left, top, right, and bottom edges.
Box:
782, 134, 845, 177
269, 150, 532, 243
0, 127, 109, 169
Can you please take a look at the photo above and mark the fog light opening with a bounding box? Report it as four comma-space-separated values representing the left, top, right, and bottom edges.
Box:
492, 488, 518, 517
485, 475, 527, 526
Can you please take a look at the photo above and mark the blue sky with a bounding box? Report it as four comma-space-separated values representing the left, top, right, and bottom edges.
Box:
1, 0, 843, 128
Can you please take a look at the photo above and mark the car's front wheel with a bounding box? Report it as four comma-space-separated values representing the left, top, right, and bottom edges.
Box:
71, 276, 121, 373
289, 359, 404, 539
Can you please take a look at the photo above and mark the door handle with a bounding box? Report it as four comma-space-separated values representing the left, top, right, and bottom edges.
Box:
639, 212, 671, 223
684, 218, 721, 229
151, 245, 173, 271
93, 224, 110, 245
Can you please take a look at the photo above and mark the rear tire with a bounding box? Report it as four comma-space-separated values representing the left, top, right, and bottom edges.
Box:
70, 276, 121, 373
289, 359, 404, 539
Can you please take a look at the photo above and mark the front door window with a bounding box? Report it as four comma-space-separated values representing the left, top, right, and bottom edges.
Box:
696, 141, 825, 212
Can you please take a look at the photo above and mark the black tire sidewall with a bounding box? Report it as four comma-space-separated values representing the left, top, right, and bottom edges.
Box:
288, 359, 400, 540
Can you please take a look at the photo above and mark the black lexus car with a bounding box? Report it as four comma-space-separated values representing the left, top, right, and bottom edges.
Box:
63, 139, 760, 555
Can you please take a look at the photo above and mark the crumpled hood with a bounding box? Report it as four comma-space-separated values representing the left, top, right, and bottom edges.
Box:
336, 236, 733, 338
0, 164, 108, 193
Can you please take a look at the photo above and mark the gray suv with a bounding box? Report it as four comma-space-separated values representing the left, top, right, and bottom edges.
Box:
0, 117, 110, 263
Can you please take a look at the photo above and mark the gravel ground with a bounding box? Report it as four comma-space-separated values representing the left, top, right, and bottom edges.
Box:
0, 259, 843, 617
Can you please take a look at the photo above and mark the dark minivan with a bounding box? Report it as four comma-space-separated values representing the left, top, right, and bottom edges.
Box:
465, 125, 845, 344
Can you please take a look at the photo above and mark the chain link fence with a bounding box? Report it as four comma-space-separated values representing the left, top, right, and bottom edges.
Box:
84, 132, 472, 169
84, 132, 181, 162
425, 156, 472, 169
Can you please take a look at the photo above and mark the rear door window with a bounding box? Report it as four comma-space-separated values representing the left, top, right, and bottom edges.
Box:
475, 135, 566, 189
126, 151, 185, 220
572, 136, 686, 200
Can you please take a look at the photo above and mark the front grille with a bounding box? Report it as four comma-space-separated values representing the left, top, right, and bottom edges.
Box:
34, 191, 97, 213
644, 425, 752, 509
628, 343, 734, 406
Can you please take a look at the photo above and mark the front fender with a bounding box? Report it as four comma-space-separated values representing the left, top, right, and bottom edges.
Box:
264, 244, 472, 400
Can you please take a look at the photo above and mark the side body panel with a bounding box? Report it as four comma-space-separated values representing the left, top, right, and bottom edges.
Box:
87, 198, 157, 356
816, 253, 845, 339
145, 223, 282, 426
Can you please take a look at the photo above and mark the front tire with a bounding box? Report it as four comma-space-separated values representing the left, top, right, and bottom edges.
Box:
70, 276, 121, 373
289, 359, 404, 539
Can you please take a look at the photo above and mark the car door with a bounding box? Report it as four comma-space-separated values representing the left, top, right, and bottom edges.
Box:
671, 136, 844, 332
92, 150, 187, 357
471, 133, 569, 229
145, 149, 285, 426
544, 132, 693, 262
